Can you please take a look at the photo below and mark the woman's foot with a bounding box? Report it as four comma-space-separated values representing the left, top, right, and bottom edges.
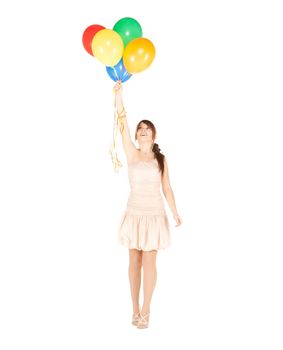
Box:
132, 311, 140, 326
136, 312, 150, 329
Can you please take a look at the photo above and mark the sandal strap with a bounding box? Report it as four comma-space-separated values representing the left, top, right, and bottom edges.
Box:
138, 313, 150, 323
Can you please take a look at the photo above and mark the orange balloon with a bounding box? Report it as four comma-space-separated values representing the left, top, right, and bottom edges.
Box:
123, 38, 155, 74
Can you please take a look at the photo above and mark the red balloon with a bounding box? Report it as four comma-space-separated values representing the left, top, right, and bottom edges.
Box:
82, 24, 105, 56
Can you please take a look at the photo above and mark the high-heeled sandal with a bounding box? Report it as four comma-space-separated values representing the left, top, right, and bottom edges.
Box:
132, 312, 140, 326
136, 312, 150, 329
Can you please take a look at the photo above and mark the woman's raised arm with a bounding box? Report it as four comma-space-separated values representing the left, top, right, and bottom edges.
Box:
114, 81, 137, 162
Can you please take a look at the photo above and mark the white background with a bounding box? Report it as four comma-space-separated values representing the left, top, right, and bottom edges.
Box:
0, 0, 282, 349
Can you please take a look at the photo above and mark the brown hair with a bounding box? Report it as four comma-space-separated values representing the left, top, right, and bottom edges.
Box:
135, 120, 165, 176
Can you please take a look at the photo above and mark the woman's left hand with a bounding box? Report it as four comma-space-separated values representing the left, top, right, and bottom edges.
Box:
173, 214, 182, 227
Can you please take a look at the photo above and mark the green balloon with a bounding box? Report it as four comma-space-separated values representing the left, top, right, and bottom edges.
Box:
113, 17, 142, 47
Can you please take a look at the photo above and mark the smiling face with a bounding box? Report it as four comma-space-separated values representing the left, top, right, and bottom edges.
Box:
136, 122, 155, 144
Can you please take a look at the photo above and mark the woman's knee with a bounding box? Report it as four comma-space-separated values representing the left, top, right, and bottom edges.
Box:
129, 249, 142, 268
142, 250, 157, 268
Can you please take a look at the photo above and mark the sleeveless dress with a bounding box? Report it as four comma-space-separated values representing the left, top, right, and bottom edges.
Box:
118, 158, 171, 251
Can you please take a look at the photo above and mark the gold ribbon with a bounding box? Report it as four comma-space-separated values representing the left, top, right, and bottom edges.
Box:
109, 87, 126, 172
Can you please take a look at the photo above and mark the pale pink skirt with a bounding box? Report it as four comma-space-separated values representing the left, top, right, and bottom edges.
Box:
118, 192, 171, 251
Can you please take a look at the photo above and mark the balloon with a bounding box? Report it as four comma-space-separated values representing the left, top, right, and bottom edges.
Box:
106, 58, 132, 83
113, 17, 142, 47
91, 29, 124, 66
82, 24, 105, 56
123, 38, 156, 74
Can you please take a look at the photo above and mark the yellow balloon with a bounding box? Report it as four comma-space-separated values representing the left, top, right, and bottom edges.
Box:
91, 29, 123, 66
123, 38, 155, 74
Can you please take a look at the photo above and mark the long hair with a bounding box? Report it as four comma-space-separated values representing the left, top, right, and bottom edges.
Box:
135, 120, 165, 177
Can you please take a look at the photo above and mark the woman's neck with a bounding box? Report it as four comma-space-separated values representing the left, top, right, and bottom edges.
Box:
139, 144, 153, 154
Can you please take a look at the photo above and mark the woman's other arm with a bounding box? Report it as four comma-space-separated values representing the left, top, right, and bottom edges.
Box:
161, 157, 182, 226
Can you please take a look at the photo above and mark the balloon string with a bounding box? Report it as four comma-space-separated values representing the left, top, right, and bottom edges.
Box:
109, 87, 125, 172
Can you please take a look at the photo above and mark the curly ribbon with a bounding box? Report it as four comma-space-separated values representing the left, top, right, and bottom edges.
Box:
109, 87, 126, 172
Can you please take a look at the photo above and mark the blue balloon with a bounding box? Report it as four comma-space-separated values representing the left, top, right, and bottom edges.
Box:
106, 58, 132, 83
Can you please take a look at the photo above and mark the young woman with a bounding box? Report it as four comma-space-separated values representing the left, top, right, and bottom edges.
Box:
114, 80, 182, 329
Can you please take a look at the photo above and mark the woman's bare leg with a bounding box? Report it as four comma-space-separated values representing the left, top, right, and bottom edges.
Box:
140, 250, 158, 315
128, 249, 142, 314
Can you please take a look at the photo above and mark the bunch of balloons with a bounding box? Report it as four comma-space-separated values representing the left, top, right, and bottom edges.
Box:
82, 17, 156, 83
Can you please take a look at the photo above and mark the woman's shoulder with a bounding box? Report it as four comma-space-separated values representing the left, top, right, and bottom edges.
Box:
126, 148, 140, 166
